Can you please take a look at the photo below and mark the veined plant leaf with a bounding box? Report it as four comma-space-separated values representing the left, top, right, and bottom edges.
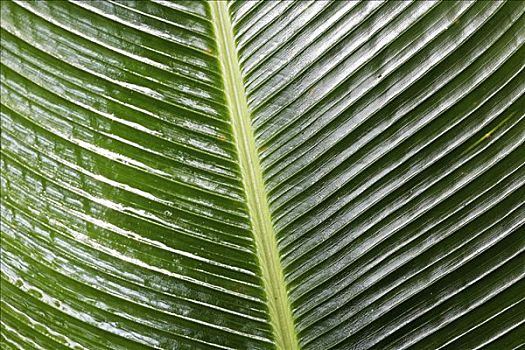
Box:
1, 1, 524, 349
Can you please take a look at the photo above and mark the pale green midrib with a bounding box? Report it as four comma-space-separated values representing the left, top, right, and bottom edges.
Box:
209, 2, 300, 349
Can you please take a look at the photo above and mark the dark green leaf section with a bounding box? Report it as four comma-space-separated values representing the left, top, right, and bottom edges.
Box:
229, 0, 525, 349
1, 1, 274, 349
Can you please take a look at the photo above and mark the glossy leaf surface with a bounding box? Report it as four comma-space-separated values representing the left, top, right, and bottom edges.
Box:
1, 1, 524, 349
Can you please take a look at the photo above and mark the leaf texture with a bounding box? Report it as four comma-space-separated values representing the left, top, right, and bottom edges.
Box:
229, 1, 525, 349
2, 0, 525, 349
1, 1, 273, 349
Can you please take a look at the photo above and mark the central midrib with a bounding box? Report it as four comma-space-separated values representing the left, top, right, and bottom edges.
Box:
209, 2, 300, 349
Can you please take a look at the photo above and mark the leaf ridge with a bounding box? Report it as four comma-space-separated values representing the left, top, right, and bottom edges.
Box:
209, 2, 299, 349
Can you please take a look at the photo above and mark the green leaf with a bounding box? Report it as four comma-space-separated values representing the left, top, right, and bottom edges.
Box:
1, 1, 524, 349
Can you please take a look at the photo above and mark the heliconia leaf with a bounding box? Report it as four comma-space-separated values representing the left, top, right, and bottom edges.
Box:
1, 1, 524, 349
